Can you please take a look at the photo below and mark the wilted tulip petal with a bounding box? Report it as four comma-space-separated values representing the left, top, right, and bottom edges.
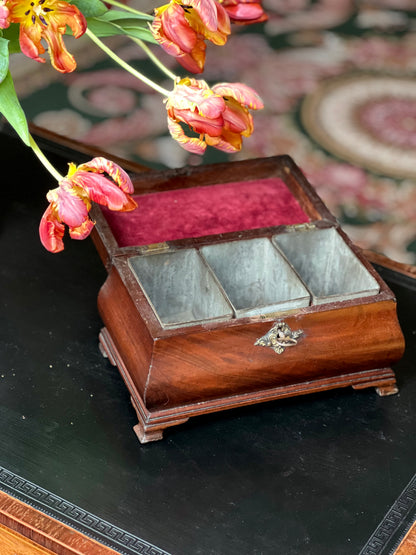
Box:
68, 218, 96, 241
73, 171, 137, 211
39, 205, 66, 254
221, 0, 268, 24
221, 98, 254, 135
79, 157, 134, 194
187, 0, 218, 31
151, 0, 230, 73
167, 118, 207, 154
48, 182, 90, 229
205, 130, 243, 152
212, 82, 264, 110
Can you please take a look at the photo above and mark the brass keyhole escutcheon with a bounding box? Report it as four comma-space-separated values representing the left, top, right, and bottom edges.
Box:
255, 321, 303, 354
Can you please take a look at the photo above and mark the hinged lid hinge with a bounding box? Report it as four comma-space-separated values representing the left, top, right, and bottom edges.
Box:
285, 222, 317, 232
137, 242, 170, 255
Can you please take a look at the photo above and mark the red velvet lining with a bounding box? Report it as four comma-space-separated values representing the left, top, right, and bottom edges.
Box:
101, 177, 309, 247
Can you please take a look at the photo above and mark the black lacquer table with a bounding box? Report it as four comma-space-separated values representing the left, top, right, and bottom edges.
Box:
1, 128, 415, 555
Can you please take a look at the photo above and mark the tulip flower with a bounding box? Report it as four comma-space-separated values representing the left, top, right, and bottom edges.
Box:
165, 77, 263, 154
151, 0, 230, 73
220, 0, 268, 24
39, 157, 137, 253
0, 1, 9, 28
2, 0, 87, 73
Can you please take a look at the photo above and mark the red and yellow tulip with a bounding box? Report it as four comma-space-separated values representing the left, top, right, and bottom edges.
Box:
165, 77, 263, 154
1, 0, 87, 73
39, 157, 137, 253
151, 0, 230, 73
220, 0, 268, 25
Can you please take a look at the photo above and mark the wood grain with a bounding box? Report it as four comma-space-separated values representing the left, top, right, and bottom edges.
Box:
363, 249, 416, 280
0, 491, 120, 555
395, 521, 416, 554
0, 522, 54, 555
99, 255, 404, 409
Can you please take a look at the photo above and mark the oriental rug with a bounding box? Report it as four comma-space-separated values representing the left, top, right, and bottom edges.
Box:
10, 0, 416, 265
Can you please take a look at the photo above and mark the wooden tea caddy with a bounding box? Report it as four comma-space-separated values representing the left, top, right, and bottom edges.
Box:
91, 155, 405, 443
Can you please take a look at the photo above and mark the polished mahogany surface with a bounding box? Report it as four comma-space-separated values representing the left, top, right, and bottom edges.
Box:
1, 129, 415, 555
0, 491, 121, 555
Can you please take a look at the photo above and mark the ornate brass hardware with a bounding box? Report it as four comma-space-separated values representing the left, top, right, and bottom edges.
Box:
255, 321, 303, 354
137, 242, 169, 255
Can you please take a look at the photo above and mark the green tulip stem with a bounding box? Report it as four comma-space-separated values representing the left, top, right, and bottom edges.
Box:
86, 28, 170, 96
29, 135, 64, 182
99, 0, 152, 19
130, 37, 177, 81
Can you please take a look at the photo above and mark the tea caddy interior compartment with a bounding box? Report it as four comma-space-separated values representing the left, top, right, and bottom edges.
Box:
199, 238, 311, 317
129, 249, 233, 328
273, 228, 380, 304
94, 155, 405, 443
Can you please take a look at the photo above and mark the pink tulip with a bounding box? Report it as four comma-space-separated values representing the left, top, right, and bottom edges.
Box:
0, 1, 9, 28
39, 158, 137, 253
220, 0, 268, 25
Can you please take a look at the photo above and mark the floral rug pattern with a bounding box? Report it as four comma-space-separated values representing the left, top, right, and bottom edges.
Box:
14, 0, 416, 264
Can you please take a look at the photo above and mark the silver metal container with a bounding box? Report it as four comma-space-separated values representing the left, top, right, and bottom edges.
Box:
273, 228, 380, 304
129, 249, 233, 328
200, 238, 311, 318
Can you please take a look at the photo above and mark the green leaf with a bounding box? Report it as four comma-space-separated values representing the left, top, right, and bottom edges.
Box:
70, 0, 108, 17
86, 16, 157, 43
110, 17, 157, 43
99, 10, 153, 22
0, 38, 9, 83
1, 24, 21, 54
0, 71, 30, 146
85, 17, 122, 37
123, 27, 157, 43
